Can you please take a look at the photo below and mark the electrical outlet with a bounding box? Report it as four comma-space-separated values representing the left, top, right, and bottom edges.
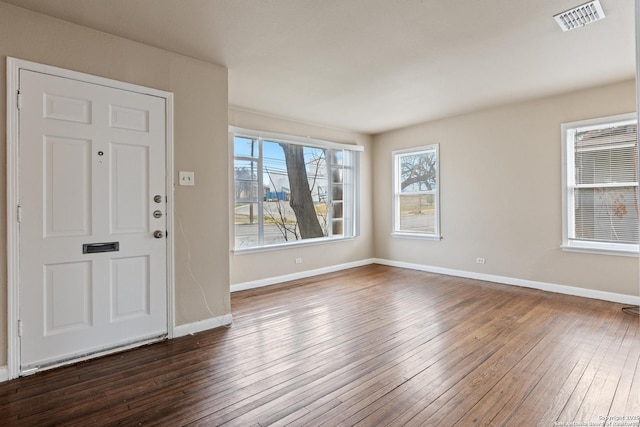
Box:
295, 258, 302, 264
476, 257, 486, 264
179, 171, 195, 186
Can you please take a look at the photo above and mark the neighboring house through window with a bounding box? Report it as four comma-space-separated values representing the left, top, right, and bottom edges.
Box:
232, 127, 361, 251
562, 113, 638, 255
392, 144, 440, 239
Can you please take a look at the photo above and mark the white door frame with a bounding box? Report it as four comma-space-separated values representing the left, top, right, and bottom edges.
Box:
6, 57, 175, 379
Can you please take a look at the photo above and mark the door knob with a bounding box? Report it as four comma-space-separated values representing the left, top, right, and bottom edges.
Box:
153, 230, 164, 239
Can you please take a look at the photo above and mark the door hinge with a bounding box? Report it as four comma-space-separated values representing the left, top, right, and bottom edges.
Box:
17, 91, 22, 110
17, 205, 22, 223
18, 320, 23, 337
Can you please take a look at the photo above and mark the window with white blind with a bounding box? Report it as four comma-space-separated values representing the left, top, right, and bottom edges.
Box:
562, 113, 639, 255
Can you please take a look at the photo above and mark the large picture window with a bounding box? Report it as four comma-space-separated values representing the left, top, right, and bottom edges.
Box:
232, 128, 360, 250
562, 113, 638, 255
392, 144, 440, 239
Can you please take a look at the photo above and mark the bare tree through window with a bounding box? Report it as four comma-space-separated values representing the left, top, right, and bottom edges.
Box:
393, 145, 440, 237
234, 135, 351, 248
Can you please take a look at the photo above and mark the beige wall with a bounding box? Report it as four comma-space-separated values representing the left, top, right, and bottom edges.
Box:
0, 0, 637, 374
0, 3, 231, 366
373, 79, 639, 297
228, 108, 374, 285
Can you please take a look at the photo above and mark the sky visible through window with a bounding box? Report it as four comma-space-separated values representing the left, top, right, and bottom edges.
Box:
234, 135, 340, 248
235, 137, 326, 196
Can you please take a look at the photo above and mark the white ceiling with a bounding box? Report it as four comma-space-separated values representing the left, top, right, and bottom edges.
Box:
3, 0, 635, 134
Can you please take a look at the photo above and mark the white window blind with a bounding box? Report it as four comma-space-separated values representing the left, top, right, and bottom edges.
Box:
563, 113, 639, 254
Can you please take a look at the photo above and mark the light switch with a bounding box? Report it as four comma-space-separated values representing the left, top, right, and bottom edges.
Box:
179, 171, 195, 186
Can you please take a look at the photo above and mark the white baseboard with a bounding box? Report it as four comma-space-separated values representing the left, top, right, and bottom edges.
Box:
173, 314, 233, 338
0, 366, 8, 383
230, 258, 376, 292
231, 257, 639, 305
373, 258, 640, 306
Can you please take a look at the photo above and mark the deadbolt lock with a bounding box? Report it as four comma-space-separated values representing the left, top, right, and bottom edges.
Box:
153, 195, 163, 203
153, 210, 163, 218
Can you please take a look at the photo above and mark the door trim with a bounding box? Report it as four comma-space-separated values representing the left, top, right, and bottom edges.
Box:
6, 57, 175, 379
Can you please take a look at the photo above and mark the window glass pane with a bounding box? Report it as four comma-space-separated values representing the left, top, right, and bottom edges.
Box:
262, 199, 298, 245
399, 194, 436, 233
235, 180, 258, 203
575, 145, 637, 185
263, 141, 288, 193
234, 159, 258, 202
262, 141, 329, 243
332, 185, 343, 201
305, 146, 328, 203
392, 145, 439, 238
332, 201, 343, 219
399, 151, 437, 193
332, 167, 343, 184
331, 150, 343, 165
232, 129, 358, 250
574, 186, 639, 243
566, 117, 639, 251
332, 219, 344, 235
234, 136, 258, 158
235, 202, 259, 248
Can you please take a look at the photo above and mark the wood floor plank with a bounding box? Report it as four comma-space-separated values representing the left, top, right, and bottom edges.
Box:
171, 294, 487, 426
607, 325, 640, 417
0, 264, 636, 426
300, 291, 534, 427
555, 309, 635, 424
452, 300, 597, 426
497, 306, 612, 426
225, 291, 517, 427
529, 303, 627, 427
363, 299, 556, 427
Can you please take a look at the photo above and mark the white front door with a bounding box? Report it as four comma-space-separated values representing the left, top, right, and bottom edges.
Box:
18, 70, 168, 372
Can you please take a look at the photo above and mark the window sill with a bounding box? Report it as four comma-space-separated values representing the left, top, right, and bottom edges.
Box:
561, 242, 639, 257
391, 232, 442, 241
232, 236, 355, 255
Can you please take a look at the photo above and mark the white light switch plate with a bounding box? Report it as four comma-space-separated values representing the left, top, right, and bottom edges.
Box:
179, 171, 195, 186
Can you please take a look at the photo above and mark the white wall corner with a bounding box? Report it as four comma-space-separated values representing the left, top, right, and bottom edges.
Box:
230, 258, 376, 292
0, 366, 9, 383
372, 258, 640, 306
173, 314, 233, 338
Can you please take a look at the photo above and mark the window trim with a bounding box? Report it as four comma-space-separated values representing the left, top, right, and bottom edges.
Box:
230, 127, 362, 253
561, 112, 639, 256
391, 144, 441, 240
229, 126, 365, 153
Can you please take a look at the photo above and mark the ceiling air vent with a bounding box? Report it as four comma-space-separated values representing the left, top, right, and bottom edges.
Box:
554, 0, 605, 32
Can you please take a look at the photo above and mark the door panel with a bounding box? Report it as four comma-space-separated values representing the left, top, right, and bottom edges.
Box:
110, 142, 149, 233
19, 70, 168, 372
45, 136, 92, 237
109, 104, 149, 132
110, 256, 150, 321
45, 261, 93, 335
43, 93, 92, 124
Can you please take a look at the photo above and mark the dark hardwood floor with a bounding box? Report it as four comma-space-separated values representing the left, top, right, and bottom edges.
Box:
0, 264, 638, 426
